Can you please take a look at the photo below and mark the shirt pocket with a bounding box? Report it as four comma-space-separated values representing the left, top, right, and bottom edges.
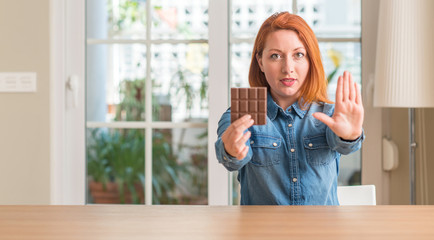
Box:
303, 134, 334, 166
249, 134, 282, 166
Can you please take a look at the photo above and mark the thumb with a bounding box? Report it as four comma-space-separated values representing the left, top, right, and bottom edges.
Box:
313, 112, 334, 129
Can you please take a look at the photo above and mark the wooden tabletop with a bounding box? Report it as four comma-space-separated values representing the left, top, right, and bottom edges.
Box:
1, 205, 434, 239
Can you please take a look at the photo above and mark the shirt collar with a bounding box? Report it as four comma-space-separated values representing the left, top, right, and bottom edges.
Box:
292, 100, 308, 119
266, 91, 309, 120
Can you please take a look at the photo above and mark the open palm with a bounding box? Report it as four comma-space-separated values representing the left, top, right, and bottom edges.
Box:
313, 71, 364, 141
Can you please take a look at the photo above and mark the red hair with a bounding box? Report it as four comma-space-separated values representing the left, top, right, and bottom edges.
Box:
249, 12, 332, 107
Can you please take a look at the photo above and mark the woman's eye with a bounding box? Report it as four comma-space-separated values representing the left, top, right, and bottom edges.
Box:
295, 52, 305, 59
270, 53, 281, 59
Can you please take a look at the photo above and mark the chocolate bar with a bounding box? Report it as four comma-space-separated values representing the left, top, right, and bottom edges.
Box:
231, 87, 267, 125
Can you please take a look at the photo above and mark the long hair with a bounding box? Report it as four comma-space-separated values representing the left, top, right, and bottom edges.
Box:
249, 12, 332, 107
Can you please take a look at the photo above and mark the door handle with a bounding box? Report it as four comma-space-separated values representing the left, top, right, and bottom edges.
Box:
67, 75, 79, 108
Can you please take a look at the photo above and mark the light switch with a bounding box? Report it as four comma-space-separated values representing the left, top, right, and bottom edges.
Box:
0, 72, 37, 92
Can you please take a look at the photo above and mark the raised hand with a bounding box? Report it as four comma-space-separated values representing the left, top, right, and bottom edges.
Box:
221, 114, 254, 160
313, 71, 364, 141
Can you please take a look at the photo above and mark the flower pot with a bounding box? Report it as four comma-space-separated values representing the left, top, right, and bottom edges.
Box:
89, 181, 144, 204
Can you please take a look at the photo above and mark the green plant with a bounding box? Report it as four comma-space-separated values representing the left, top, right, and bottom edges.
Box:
152, 130, 189, 204
108, 129, 145, 203
87, 128, 144, 204
87, 77, 197, 204
87, 130, 112, 189
171, 66, 208, 120
87, 127, 193, 204
116, 78, 145, 121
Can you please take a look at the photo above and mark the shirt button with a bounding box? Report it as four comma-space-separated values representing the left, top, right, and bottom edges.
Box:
308, 143, 313, 147
288, 124, 292, 127
273, 142, 278, 147
292, 178, 297, 182
290, 148, 295, 152
223, 156, 228, 160
250, 140, 254, 144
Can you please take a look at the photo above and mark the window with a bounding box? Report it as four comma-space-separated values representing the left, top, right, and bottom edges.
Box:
60, 0, 366, 205
86, 0, 209, 205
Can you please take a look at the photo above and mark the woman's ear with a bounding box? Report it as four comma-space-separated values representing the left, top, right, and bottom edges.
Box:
256, 53, 264, 72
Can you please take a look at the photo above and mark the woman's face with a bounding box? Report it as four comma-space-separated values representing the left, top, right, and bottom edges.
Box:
256, 30, 309, 109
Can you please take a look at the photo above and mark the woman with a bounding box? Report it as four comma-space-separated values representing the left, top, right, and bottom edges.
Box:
214, 12, 364, 205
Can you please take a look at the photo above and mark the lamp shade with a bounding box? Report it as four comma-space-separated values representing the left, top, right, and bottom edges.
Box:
374, 0, 434, 108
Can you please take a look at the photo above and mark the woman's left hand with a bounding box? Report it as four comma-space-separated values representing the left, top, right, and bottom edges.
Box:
313, 71, 364, 141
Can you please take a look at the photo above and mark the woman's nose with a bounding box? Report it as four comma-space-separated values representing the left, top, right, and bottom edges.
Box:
281, 59, 295, 73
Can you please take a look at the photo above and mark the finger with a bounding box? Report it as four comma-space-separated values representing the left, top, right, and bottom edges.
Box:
223, 114, 253, 156
232, 142, 247, 159
235, 131, 251, 147
231, 131, 252, 157
227, 117, 254, 142
348, 72, 355, 101
355, 82, 363, 105
343, 71, 349, 101
313, 112, 334, 129
335, 76, 343, 103
230, 115, 254, 132
232, 131, 251, 156
236, 145, 249, 160
231, 114, 252, 128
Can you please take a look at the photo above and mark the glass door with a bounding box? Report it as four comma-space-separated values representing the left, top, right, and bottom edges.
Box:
85, 0, 209, 205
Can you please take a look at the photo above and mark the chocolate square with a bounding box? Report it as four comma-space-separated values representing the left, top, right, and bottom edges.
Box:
230, 87, 267, 125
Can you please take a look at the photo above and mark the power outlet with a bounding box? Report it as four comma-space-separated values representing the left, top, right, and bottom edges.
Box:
0, 72, 37, 92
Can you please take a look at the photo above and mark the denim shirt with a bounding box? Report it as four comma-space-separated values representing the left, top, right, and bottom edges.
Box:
215, 91, 364, 205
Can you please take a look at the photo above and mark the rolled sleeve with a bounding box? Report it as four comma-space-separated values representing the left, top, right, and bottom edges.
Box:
215, 138, 252, 171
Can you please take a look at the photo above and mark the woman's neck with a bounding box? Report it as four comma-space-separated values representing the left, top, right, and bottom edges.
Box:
270, 91, 298, 110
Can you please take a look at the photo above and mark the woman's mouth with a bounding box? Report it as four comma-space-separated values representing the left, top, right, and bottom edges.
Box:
280, 78, 296, 87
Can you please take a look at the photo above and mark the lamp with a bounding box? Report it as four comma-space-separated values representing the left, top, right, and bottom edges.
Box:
374, 0, 434, 204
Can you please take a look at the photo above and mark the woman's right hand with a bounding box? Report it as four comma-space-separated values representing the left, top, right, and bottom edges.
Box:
221, 114, 254, 160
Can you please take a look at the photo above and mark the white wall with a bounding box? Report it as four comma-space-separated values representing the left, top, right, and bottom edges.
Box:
0, 0, 50, 204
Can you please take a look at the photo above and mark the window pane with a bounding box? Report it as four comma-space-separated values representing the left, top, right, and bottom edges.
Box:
230, 42, 253, 88
86, 128, 145, 204
152, 128, 208, 205
319, 41, 362, 186
232, 172, 240, 205
151, 44, 209, 122
87, 0, 147, 40
231, 0, 293, 39
339, 150, 361, 186
86, 44, 146, 122
319, 42, 361, 102
297, 0, 361, 38
151, 0, 208, 40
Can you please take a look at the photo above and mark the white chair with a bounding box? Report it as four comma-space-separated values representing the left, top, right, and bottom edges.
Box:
337, 185, 376, 205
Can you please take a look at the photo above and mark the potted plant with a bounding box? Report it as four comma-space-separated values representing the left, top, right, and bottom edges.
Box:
87, 128, 145, 204
87, 78, 190, 204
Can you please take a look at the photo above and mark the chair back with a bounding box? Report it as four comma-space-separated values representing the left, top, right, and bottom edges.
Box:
337, 185, 376, 205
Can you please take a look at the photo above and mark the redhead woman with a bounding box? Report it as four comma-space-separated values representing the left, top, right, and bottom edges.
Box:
215, 12, 364, 205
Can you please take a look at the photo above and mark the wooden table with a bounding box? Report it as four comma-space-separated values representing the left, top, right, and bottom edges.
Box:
1, 205, 434, 239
